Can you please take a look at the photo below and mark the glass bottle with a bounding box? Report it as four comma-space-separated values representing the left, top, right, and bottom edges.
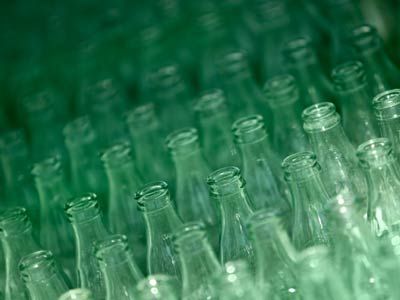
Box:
95, 234, 143, 300
207, 166, 254, 267
135, 181, 182, 278
232, 114, 289, 211
173, 222, 220, 300
350, 24, 400, 94
331, 60, 378, 145
63, 116, 108, 209
136, 275, 179, 300
282, 36, 335, 107
65, 193, 109, 299
372, 89, 400, 156
59, 289, 93, 300
194, 89, 240, 169
357, 138, 400, 237
101, 142, 146, 268
19, 250, 69, 300
0, 207, 39, 300
282, 152, 331, 250
125, 103, 171, 182
32, 156, 74, 278
302, 102, 366, 200
298, 246, 352, 300
247, 209, 300, 299
166, 128, 219, 247
263, 74, 310, 158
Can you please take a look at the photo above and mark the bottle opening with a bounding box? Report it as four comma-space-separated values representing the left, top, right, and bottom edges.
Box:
302, 102, 340, 132
247, 208, 287, 233
282, 151, 319, 181
173, 222, 207, 253
350, 24, 381, 53
63, 116, 96, 146
101, 142, 133, 168
0, 207, 31, 236
65, 193, 101, 223
146, 64, 184, 98
125, 103, 157, 129
95, 234, 130, 266
135, 181, 171, 212
166, 128, 199, 156
372, 89, 400, 121
59, 289, 93, 300
32, 156, 63, 179
331, 60, 367, 91
217, 50, 251, 80
282, 37, 316, 65
194, 89, 226, 115
19, 250, 57, 283
357, 138, 393, 168
85, 78, 120, 110
263, 74, 299, 106
207, 166, 245, 196
232, 114, 267, 144
22, 89, 54, 115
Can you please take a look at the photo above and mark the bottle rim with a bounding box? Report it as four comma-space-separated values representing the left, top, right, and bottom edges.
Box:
246, 208, 287, 232
282, 151, 319, 181
350, 24, 381, 54
63, 116, 96, 146
125, 103, 156, 127
232, 114, 267, 144
101, 142, 134, 167
95, 234, 130, 266
19, 250, 56, 283
0, 207, 31, 236
356, 137, 393, 167
282, 36, 316, 65
217, 49, 251, 80
65, 193, 101, 223
32, 156, 63, 178
302, 102, 340, 132
207, 166, 245, 196
172, 222, 207, 252
331, 60, 367, 92
263, 74, 299, 106
135, 181, 171, 212
194, 89, 226, 114
372, 89, 400, 121
165, 127, 199, 155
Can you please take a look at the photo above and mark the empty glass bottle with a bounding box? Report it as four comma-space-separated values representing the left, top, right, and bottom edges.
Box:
263, 74, 309, 158
19, 250, 69, 300
282, 37, 334, 107
331, 60, 378, 145
59, 289, 93, 300
101, 142, 146, 268
207, 166, 254, 267
357, 138, 400, 237
372, 89, 400, 156
233, 114, 289, 211
95, 234, 143, 300
302, 102, 366, 200
136, 275, 179, 300
65, 193, 109, 299
350, 24, 400, 94
282, 152, 331, 250
135, 181, 182, 278
173, 222, 220, 300
32, 156, 74, 278
247, 209, 300, 300
194, 89, 240, 169
0, 207, 39, 300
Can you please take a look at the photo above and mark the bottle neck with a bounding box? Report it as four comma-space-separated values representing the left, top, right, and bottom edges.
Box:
105, 161, 140, 189
25, 275, 68, 300
143, 204, 182, 235
306, 124, 349, 151
71, 216, 108, 250
35, 175, 70, 205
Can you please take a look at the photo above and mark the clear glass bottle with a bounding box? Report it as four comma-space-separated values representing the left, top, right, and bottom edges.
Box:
19, 250, 69, 300
282, 152, 331, 250
135, 181, 182, 278
136, 275, 179, 300
65, 193, 109, 299
58, 289, 93, 300
232, 114, 289, 211
207, 166, 254, 267
302, 102, 366, 200
331, 60, 378, 145
95, 234, 143, 300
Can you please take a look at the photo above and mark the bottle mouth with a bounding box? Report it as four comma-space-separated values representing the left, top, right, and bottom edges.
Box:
125, 103, 157, 129
247, 208, 288, 232
207, 166, 245, 196
95, 234, 130, 266
263, 74, 299, 106
146, 64, 184, 97
84, 78, 121, 109
19, 250, 57, 283
59, 289, 93, 300
372, 89, 400, 121
32, 156, 63, 179
350, 24, 381, 54
282, 36, 316, 65
217, 50, 251, 80
135, 181, 171, 212
331, 60, 367, 91
172, 222, 207, 252
194, 89, 227, 116
65, 193, 101, 223
166, 127, 199, 156
101, 142, 133, 168
302, 102, 340, 132
22, 89, 54, 115
63, 116, 96, 146
0, 207, 31, 236
0, 129, 29, 158
357, 138, 393, 168
282, 151, 319, 181
232, 114, 267, 144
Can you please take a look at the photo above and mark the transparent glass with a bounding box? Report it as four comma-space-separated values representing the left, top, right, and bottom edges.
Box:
136, 275, 179, 300
58, 289, 93, 300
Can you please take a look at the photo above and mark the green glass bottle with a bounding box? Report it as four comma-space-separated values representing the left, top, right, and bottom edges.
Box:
263, 74, 310, 158
136, 275, 179, 300
217, 260, 261, 300
19, 250, 69, 300
302, 102, 366, 200
173, 222, 220, 300
135, 181, 182, 278
59, 289, 93, 300
350, 24, 400, 94
32, 157, 74, 278
372, 89, 400, 156
282, 152, 331, 250
194, 89, 240, 169
331, 60, 379, 145
65, 193, 109, 299
0, 207, 39, 300
357, 138, 400, 237
282, 37, 334, 107
232, 114, 289, 211
207, 166, 254, 267
95, 234, 143, 300
101, 142, 146, 267
125, 103, 171, 182
63, 116, 108, 208
247, 209, 300, 300
297, 246, 352, 300
166, 128, 219, 246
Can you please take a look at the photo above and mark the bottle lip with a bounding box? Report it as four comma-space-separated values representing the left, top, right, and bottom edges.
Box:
135, 181, 171, 212
0, 129, 27, 153
194, 89, 227, 114
125, 103, 157, 128
166, 127, 199, 156
32, 156, 63, 179
145, 64, 185, 98
282, 36, 316, 66
282, 151, 319, 180
217, 49, 251, 80
263, 74, 299, 106
356, 137, 393, 167
232, 114, 267, 144
0, 207, 31, 236
372, 89, 400, 121
84, 77, 121, 110
172, 222, 207, 252
22, 89, 54, 115
246, 208, 288, 232
65, 193, 101, 223
19, 250, 56, 283
331, 60, 367, 92
302, 102, 340, 132
101, 142, 134, 168
207, 166, 245, 196
95, 234, 130, 266
350, 24, 381, 54
63, 116, 96, 146
59, 289, 93, 300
